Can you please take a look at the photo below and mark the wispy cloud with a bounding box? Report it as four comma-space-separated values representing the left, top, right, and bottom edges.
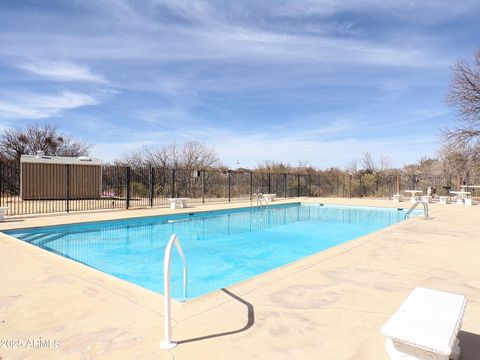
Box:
0, 0, 477, 167
0, 91, 99, 120
271, 0, 480, 20
88, 121, 438, 168
19, 60, 106, 83
0, 0, 449, 68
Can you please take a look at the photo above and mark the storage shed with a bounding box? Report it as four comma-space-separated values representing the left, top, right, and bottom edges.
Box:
20, 153, 103, 200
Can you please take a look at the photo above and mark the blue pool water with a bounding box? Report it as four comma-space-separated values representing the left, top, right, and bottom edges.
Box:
5, 203, 411, 300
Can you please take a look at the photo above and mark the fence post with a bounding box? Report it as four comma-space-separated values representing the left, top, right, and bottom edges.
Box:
348, 173, 352, 198
0, 161, 3, 208
317, 174, 321, 198
268, 173, 271, 194
250, 172, 253, 199
284, 173, 287, 198
308, 175, 312, 197
228, 171, 231, 202
335, 174, 339, 197
297, 174, 300, 197
171, 169, 176, 198
149, 167, 154, 207
125, 167, 131, 209
359, 175, 363, 198
202, 170, 205, 204
65, 164, 70, 213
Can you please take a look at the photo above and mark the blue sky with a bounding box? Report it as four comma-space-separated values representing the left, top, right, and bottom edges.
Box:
0, 0, 479, 168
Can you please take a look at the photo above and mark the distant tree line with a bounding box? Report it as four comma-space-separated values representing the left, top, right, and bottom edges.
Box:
0, 123, 478, 181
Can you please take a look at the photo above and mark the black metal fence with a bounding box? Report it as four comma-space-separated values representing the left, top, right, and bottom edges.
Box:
1, 160, 479, 216
0, 162, 313, 216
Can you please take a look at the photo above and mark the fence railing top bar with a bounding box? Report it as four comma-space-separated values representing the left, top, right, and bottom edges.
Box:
1, 159, 479, 216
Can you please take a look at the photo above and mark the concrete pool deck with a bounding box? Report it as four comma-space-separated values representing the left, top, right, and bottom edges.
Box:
1, 198, 480, 360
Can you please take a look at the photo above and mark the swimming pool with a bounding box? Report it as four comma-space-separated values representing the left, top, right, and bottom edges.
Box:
5, 203, 411, 300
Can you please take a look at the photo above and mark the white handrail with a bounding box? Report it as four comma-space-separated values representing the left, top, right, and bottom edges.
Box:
251, 193, 268, 208
405, 200, 429, 220
160, 234, 188, 350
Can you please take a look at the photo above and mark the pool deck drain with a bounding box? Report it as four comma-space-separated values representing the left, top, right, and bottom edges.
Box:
1, 198, 480, 359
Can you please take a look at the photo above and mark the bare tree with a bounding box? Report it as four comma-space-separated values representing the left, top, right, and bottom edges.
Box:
118, 147, 165, 168
360, 151, 375, 173
438, 143, 471, 177
254, 160, 318, 174
417, 156, 442, 175
444, 50, 480, 157
347, 159, 358, 174
181, 141, 220, 170
0, 123, 90, 164
120, 141, 221, 169
255, 161, 290, 173
379, 154, 391, 172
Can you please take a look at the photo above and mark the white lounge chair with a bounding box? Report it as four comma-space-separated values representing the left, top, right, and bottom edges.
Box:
382, 287, 467, 360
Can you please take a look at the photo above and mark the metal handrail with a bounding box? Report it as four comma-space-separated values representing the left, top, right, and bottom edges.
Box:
251, 193, 260, 206
404, 200, 429, 220
160, 234, 188, 350
251, 193, 268, 209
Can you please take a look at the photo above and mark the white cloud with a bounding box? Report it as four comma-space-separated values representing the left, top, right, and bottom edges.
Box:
209, 129, 438, 169
0, 0, 470, 168
0, 0, 448, 70
19, 60, 106, 83
271, 0, 480, 20
0, 91, 99, 120
87, 116, 438, 168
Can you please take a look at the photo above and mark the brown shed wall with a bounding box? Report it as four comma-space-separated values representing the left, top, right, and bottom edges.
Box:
21, 163, 102, 200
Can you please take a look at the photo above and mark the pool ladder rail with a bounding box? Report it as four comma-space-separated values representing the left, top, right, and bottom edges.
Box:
160, 234, 188, 350
251, 193, 269, 209
404, 200, 430, 220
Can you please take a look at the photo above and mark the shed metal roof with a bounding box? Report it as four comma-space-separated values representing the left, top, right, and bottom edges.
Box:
20, 154, 103, 166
